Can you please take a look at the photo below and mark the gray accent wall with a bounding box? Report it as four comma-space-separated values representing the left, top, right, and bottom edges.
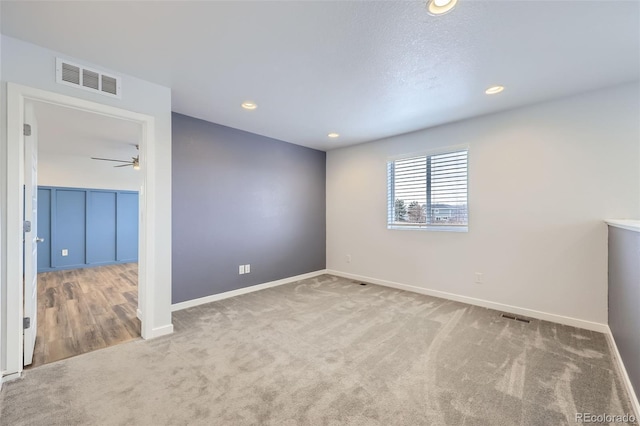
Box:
171, 113, 326, 304
608, 226, 640, 398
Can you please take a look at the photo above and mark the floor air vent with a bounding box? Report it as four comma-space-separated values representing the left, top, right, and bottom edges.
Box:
56, 58, 122, 98
500, 313, 531, 324
360, 283, 367, 286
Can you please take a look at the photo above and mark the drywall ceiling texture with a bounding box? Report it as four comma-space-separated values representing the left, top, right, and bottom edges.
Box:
0, 1, 638, 150
35, 101, 141, 191
0, 35, 173, 372
172, 113, 326, 304
326, 82, 640, 327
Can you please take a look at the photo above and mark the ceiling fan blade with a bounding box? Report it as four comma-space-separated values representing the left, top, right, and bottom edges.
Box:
114, 164, 133, 168
91, 157, 132, 163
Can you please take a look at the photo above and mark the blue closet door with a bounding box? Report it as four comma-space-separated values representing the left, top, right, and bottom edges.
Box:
53, 189, 86, 268
87, 191, 117, 264
37, 188, 52, 271
117, 192, 139, 262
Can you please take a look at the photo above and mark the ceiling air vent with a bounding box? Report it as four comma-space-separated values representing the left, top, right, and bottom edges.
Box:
101, 75, 118, 95
82, 69, 99, 90
56, 58, 122, 99
61, 63, 80, 85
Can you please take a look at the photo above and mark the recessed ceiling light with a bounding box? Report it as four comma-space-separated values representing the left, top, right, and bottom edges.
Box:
241, 101, 257, 110
328, 133, 340, 138
427, 0, 458, 16
485, 85, 505, 95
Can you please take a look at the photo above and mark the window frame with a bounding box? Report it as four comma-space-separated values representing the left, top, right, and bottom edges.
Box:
387, 145, 469, 233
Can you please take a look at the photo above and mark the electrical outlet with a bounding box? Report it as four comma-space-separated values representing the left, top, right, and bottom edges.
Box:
474, 272, 483, 284
62, 249, 69, 257
239, 265, 245, 275
346, 254, 351, 263
245, 264, 250, 273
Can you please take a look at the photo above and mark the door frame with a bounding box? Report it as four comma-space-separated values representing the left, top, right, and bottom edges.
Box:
22, 100, 39, 366
6, 82, 157, 376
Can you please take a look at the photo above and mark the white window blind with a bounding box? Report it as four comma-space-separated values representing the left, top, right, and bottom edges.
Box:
387, 149, 468, 231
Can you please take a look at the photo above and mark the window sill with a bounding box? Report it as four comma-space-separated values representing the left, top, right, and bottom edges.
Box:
387, 224, 468, 233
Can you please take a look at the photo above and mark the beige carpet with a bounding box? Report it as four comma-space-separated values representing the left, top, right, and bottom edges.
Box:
0, 274, 636, 425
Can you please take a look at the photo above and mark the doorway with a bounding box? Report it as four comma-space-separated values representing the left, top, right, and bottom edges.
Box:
32, 264, 141, 367
25, 100, 143, 368
5, 83, 161, 379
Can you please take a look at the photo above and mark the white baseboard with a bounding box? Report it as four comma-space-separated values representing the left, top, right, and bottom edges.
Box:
1, 371, 22, 385
606, 327, 640, 418
171, 269, 328, 312
326, 269, 609, 333
150, 324, 174, 338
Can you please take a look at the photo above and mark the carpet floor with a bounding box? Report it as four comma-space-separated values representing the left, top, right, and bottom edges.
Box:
0, 274, 636, 425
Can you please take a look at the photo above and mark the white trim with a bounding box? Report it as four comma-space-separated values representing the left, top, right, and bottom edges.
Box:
4, 83, 162, 378
1, 372, 22, 385
150, 324, 174, 339
326, 269, 609, 333
605, 219, 640, 233
171, 270, 328, 311
6, 83, 26, 379
605, 327, 640, 418
137, 117, 156, 340
387, 224, 468, 233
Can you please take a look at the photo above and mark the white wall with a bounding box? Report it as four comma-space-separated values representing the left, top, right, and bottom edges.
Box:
38, 152, 140, 191
327, 82, 640, 327
0, 35, 173, 373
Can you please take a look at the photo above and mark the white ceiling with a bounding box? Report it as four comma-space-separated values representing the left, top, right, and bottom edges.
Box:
34, 100, 140, 162
3, 1, 639, 151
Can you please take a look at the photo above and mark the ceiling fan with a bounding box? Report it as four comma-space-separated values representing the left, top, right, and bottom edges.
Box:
91, 145, 140, 170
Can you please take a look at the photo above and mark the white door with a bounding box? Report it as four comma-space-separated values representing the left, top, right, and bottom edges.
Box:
23, 102, 39, 366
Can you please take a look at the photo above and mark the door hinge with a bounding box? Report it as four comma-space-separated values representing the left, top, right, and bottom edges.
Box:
23, 220, 32, 233
23, 124, 32, 136
23, 317, 31, 330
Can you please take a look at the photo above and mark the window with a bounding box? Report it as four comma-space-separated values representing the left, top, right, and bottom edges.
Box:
387, 149, 468, 231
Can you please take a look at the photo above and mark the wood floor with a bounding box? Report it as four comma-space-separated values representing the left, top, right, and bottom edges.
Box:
28, 263, 140, 368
